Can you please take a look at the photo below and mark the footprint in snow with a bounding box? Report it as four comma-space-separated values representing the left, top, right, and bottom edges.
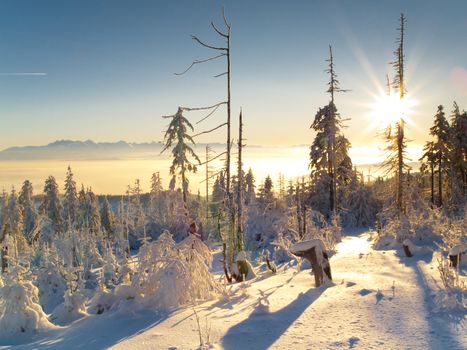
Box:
348, 336, 360, 348
358, 288, 373, 296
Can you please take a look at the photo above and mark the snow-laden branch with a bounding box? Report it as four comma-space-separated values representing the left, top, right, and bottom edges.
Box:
180, 101, 227, 112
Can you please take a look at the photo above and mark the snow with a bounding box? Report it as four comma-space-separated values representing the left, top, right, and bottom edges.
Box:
450, 244, 467, 256
290, 238, 326, 254
1, 230, 465, 349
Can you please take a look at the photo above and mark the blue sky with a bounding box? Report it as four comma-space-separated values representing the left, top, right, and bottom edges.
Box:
0, 0, 466, 150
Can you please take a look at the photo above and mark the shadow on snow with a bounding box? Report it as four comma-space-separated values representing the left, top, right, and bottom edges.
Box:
0, 308, 169, 350
221, 286, 326, 350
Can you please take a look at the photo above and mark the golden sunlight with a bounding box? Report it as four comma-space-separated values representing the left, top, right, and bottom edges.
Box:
368, 92, 417, 130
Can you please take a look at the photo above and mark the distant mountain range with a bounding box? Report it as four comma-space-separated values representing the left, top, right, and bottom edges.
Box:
0, 140, 226, 160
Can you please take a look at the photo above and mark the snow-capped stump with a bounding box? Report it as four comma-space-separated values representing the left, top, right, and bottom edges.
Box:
233, 251, 256, 282
402, 239, 432, 258
449, 244, 466, 268
290, 239, 332, 287
402, 239, 414, 257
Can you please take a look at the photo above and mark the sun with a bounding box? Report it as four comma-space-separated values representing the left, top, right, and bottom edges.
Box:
368, 92, 416, 129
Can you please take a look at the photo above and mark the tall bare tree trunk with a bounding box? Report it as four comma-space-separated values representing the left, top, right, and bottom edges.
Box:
236, 110, 244, 252
437, 153, 442, 207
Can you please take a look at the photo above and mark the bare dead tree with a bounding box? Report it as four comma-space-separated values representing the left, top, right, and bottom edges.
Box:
236, 109, 245, 252
383, 13, 410, 214
175, 9, 236, 267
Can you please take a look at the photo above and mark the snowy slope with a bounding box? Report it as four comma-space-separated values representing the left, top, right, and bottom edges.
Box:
2, 231, 465, 350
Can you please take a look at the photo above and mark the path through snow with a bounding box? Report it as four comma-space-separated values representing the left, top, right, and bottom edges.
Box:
113, 232, 466, 349
3, 231, 465, 349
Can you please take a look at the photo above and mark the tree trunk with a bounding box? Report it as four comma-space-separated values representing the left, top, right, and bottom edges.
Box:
430, 162, 434, 206
438, 153, 442, 207
1, 246, 7, 273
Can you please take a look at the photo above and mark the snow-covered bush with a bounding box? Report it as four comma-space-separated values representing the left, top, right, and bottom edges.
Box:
0, 263, 56, 337
132, 231, 223, 309
245, 203, 288, 247
434, 257, 466, 313
51, 288, 87, 325
102, 244, 119, 288
272, 229, 299, 264
35, 246, 67, 313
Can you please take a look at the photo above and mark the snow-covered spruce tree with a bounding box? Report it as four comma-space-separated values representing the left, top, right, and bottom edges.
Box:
162, 107, 201, 204
18, 180, 37, 239
63, 166, 78, 230
35, 245, 68, 313
309, 46, 351, 220
126, 180, 146, 248
40, 176, 63, 238
447, 102, 466, 214
421, 105, 451, 208
100, 196, 115, 239
148, 172, 165, 227
420, 141, 437, 206
7, 187, 26, 253
245, 168, 256, 205
0, 190, 8, 235
309, 103, 352, 219
0, 257, 55, 337
340, 170, 379, 228
77, 186, 101, 235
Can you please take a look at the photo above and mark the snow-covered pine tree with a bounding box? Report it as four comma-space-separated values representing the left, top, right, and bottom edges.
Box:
447, 102, 466, 212
427, 105, 450, 207
100, 196, 115, 238
162, 107, 201, 204
149, 172, 164, 224
0, 260, 55, 337
127, 180, 146, 247
245, 168, 256, 205
63, 166, 78, 229
18, 180, 37, 240
7, 187, 25, 253
420, 141, 436, 206
86, 188, 101, 235
40, 176, 63, 236
309, 46, 351, 219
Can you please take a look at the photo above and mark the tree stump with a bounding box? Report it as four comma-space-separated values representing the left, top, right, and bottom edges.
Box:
291, 239, 332, 287
402, 239, 413, 257
449, 244, 466, 268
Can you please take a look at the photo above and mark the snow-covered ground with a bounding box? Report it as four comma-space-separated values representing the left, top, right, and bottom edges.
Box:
2, 230, 465, 349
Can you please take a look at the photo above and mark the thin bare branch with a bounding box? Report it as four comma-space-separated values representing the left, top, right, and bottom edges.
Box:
199, 168, 225, 183
174, 54, 226, 75
193, 122, 228, 137
222, 7, 231, 29
191, 35, 227, 51
196, 104, 222, 124
181, 101, 227, 112
214, 71, 228, 78
211, 22, 228, 38
199, 151, 228, 165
